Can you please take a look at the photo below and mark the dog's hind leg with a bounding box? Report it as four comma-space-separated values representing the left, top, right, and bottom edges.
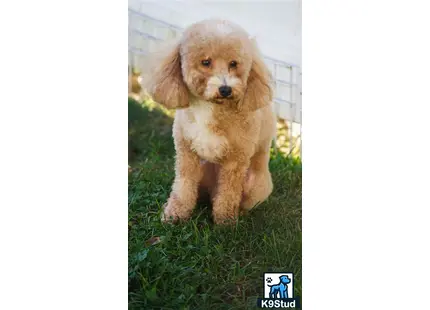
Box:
269, 289, 274, 299
269, 286, 279, 299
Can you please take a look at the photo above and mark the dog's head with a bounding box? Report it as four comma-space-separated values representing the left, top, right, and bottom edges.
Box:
279, 275, 291, 285
145, 19, 272, 112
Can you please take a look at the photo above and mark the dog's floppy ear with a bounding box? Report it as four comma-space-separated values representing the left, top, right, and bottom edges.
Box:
144, 42, 189, 109
238, 39, 273, 112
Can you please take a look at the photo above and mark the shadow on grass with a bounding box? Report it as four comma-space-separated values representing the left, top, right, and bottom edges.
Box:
128, 97, 302, 310
128, 97, 174, 163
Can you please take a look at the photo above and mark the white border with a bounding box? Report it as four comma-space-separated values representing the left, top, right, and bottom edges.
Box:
303, 0, 430, 309
1, 1, 430, 309
0, 0, 127, 309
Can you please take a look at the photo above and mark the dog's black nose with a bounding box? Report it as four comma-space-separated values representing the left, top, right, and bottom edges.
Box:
219, 85, 232, 97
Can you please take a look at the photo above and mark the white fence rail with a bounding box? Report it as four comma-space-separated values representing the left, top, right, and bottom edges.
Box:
128, 4, 302, 156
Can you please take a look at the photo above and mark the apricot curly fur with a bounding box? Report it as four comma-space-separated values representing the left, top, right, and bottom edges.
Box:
144, 19, 276, 225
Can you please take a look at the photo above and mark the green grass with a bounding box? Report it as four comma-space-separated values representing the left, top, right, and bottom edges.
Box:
128, 98, 302, 310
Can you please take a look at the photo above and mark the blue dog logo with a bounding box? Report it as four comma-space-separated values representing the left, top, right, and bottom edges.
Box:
266, 275, 291, 299
258, 272, 299, 308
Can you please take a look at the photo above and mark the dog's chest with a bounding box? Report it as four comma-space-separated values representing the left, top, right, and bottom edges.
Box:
182, 103, 228, 162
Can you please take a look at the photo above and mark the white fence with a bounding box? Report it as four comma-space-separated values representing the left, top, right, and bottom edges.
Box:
128, 2, 302, 156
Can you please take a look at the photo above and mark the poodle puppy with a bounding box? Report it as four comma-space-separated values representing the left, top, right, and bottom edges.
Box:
144, 19, 276, 224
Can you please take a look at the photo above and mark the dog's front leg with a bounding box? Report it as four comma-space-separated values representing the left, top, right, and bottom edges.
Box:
212, 160, 248, 224
280, 289, 285, 299
162, 139, 203, 223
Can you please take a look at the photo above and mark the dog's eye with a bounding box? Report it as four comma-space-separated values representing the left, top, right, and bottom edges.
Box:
229, 60, 238, 68
201, 59, 211, 67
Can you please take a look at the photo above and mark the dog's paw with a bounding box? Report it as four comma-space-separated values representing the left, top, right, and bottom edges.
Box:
161, 198, 192, 224
212, 203, 240, 225
240, 198, 263, 212
160, 203, 179, 224
212, 212, 238, 225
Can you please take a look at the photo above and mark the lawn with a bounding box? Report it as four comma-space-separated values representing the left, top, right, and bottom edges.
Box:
128, 97, 302, 310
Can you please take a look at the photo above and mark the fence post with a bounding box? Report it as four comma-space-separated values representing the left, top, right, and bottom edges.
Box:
273, 63, 278, 155
128, 53, 133, 94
